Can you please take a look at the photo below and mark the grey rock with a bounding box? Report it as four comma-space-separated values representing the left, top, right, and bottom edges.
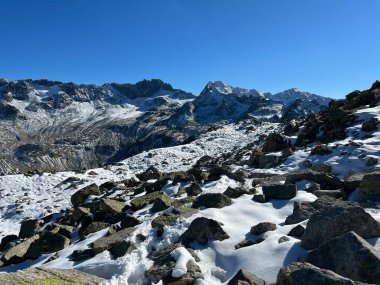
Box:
223, 187, 250, 199
98, 198, 125, 214
90, 227, 136, 254
130, 191, 168, 210
302, 231, 380, 284
71, 184, 101, 207
80, 221, 110, 238
359, 172, 380, 201
19, 218, 40, 239
250, 222, 276, 235
310, 163, 332, 173
313, 189, 344, 198
192, 193, 232, 209
278, 236, 290, 243
0, 234, 40, 265
277, 262, 369, 285
120, 214, 140, 229
362, 118, 379, 132
26, 231, 70, 259
109, 240, 137, 258
288, 225, 305, 238
262, 184, 297, 200
151, 193, 173, 213
301, 203, 380, 250
184, 183, 203, 197
180, 217, 229, 245
227, 269, 267, 285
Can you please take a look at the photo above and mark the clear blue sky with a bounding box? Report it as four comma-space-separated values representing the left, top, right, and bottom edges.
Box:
0, 0, 379, 98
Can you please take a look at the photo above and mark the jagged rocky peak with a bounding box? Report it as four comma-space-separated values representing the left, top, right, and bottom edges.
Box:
200, 81, 262, 98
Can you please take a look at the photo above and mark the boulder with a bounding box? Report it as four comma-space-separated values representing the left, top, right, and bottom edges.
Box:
252, 194, 268, 203
109, 240, 137, 258
151, 193, 173, 213
250, 222, 276, 235
69, 206, 90, 224
0, 267, 103, 284
0, 234, 18, 251
90, 227, 136, 254
313, 189, 344, 198
120, 215, 140, 229
48, 223, 75, 238
69, 249, 95, 261
359, 172, 380, 201
288, 225, 305, 238
310, 144, 332, 155
227, 269, 267, 285
184, 183, 203, 197
234, 238, 265, 249
79, 221, 110, 238
302, 231, 380, 284
136, 166, 162, 181
262, 132, 291, 153
180, 217, 229, 245
19, 219, 40, 239
26, 231, 70, 259
310, 163, 332, 173
0, 234, 40, 265
277, 262, 367, 285
130, 191, 168, 210
71, 184, 101, 207
301, 202, 380, 249
278, 236, 290, 243
285, 170, 343, 189
262, 184, 297, 200
98, 198, 125, 214
223, 187, 250, 199
192, 193, 232, 209
361, 118, 379, 132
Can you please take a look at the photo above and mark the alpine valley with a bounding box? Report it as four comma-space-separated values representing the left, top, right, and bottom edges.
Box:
0, 78, 379, 285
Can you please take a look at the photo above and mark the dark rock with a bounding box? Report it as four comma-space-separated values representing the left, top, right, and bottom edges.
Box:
26, 232, 70, 259
98, 198, 125, 214
48, 223, 75, 239
90, 227, 135, 254
277, 262, 367, 285
285, 170, 343, 189
301, 202, 380, 249
252, 194, 268, 203
109, 241, 137, 258
305, 183, 320, 193
310, 144, 332, 155
227, 269, 267, 285
192, 193, 232, 209
262, 132, 291, 153
0, 235, 40, 265
0, 234, 18, 251
234, 238, 265, 249
223, 187, 250, 199
302, 231, 380, 284
310, 163, 332, 173
120, 215, 140, 229
184, 183, 203, 197
137, 166, 162, 181
71, 184, 101, 207
362, 118, 379, 132
262, 184, 297, 200
180, 217, 229, 245
278, 236, 290, 243
250, 222, 276, 235
80, 222, 110, 238
366, 157, 378, 166
69, 206, 91, 224
288, 225, 305, 238
151, 193, 173, 213
313, 190, 344, 198
359, 172, 380, 201
19, 219, 40, 239
69, 249, 95, 261
130, 191, 168, 210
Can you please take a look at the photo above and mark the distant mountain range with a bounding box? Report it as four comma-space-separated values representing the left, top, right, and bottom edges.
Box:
0, 78, 332, 174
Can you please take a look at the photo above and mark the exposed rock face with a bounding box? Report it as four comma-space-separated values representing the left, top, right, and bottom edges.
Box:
301, 202, 380, 249
262, 132, 290, 153
71, 184, 101, 207
277, 262, 368, 285
302, 231, 380, 284
192, 193, 232, 209
180, 217, 229, 245
0, 267, 104, 285
262, 184, 297, 200
227, 269, 268, 285
359, 172, 380, 201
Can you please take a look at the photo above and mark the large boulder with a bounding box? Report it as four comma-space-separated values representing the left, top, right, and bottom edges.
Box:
277, 262, 367, 285
71, 184, 101, 207
262, 184, 297, 200
301, 202, 380, 249
18, 219, 40, 239
262, 132, 291, 153
359, 172, 380, 201
180, 217, 229, 245
79, 221, 110, 238
192, 193, 232, 209
151, 193, 173, 213
0, 267, 103, 284
0, 234, 40, 265
98, 198, 125, 214
227, 269, 267, 285
301, 231, 380, 284
26, 231, 70, 259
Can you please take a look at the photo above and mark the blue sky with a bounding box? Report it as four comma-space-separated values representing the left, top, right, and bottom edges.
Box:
0, 0, 379, 98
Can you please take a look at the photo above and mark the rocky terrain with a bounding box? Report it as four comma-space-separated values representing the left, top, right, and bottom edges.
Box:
0, 80, 379, 285
0, 78, 330, 175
